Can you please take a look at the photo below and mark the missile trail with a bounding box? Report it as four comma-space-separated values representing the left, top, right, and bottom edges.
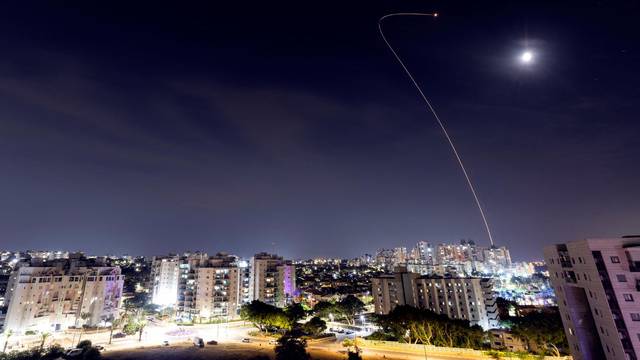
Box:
378, 13, 495, 246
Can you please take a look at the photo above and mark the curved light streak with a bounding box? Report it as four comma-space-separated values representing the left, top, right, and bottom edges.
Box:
378, 13, 495, 246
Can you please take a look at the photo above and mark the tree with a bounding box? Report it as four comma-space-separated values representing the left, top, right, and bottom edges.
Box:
77, 312, 92, 343
312, 301, 336, 319
38, 332, 51, 353
335, 295, 365, 326
285, 302, 306, 326
302, 316, 326, 336
137, 320, 147, 342
108, 316, 125, 345
372, 305, 485, 349
77, 339, 93, 349
240, 300, 289, 332
510, 312, 567, 356
74, 340, 101, 360
83, 346, 102, 360
275, 334, 310, 360
2, 329, 13, 353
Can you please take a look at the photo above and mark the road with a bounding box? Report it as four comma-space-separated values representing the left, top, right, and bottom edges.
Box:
104, 340, 483, 360
5, 321, 484, 360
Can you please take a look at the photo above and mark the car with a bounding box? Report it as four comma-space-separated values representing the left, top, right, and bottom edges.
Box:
162, 340, 170, 346
94, 345, 105, 351
268, 339, 278, 345
345, 330, 354, 335
207, 340, 218, 345
112, 332, 126, 338
241, 338, 251, 343
65, 348, 84, 357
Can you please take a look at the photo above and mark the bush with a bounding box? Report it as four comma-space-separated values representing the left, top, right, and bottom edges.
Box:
122, 322, 139, 335
42, 345, 65, 360
24, 330, 37, 336
77, 340, 93, 349
365, 331, 395, 341
82, 347, 101, 360
275, 335, 310, 360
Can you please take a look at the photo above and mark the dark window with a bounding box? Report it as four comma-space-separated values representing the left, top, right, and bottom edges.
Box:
624, 294, 634, 302
617, 274, 628, 282
631, 313, 640, 321
611, 256, 621, 263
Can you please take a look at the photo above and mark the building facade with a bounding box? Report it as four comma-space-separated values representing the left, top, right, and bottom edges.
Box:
372, 268, 498, 330
545, 237, 640, 360
151, 252, 292, 321
150, 256, 180, 306
249, 253, 296, 307
3, 261, 124, 334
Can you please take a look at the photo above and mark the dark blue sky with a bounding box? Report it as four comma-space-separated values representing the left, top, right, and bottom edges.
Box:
0, 1, 638, 260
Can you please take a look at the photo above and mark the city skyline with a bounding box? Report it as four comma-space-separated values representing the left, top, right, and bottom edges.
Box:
1, 1, 638, 261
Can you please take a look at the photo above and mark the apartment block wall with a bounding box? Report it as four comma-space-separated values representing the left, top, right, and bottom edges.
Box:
3, 266, 124, 333
372, 270, 498, 330
545, 238, 640, 360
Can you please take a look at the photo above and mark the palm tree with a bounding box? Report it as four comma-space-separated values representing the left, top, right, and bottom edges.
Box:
77, 312, 92, 343
39, 332, 51, 353
109, 316, 125, 345
2, 330, 13, 353
137, 320, 147, 342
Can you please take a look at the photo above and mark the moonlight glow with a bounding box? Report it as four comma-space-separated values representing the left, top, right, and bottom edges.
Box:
520, 50, 533, 63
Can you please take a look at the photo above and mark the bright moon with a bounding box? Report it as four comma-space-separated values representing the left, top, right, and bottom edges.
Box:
521, 51, 533, 63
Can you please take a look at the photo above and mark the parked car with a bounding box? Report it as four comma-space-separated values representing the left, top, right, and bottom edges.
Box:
345, 330, 354, 335
268, 339, 279, 345
113, 332, 126, 338
207, 340, 218, 345
162, 340, 170, 346
65, 348, 83, 357
241, 338, 251, 343
94, 345, 105, 351
193, 337, 204, 348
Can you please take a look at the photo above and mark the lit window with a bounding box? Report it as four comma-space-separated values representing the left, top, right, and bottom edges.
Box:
611, 256, 620, 263
624, 294, 634, 302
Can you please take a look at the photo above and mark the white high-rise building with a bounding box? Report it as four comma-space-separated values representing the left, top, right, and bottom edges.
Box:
393, 247, 407, 265
249, 253, 296, 307
150, 256, 180, 306
544, 237, 640, 360
151, 253, 249, 321
3, 260, 124, 334
412, 241, 434, 264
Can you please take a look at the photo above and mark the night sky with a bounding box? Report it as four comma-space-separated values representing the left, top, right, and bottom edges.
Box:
1, 1, 638, 260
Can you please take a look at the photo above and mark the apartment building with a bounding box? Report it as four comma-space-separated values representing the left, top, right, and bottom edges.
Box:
249, 253, 296, 307
3, 256, 124, 333
150, 255, 180, 306
150, 252, 249, 321
372, 268, 498, 330
545, 237, 640, 360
